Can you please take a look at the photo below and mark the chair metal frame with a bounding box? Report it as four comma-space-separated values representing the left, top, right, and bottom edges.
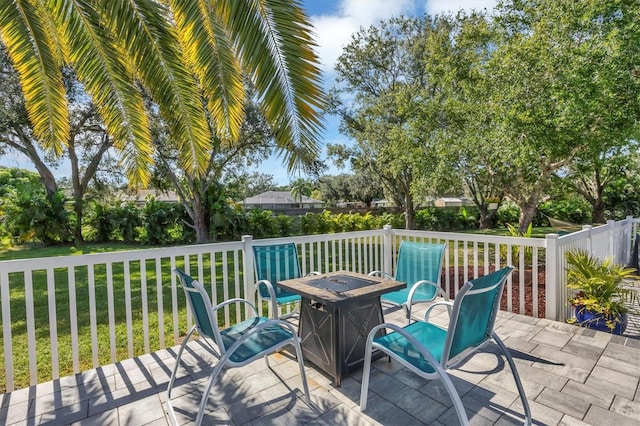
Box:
167, 268, 310, 425
253, 242, 318, 318
360, 266, 532, 426
369, 240, 448, 323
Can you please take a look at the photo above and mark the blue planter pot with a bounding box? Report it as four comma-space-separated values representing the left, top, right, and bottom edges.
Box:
574, 306, 627, 335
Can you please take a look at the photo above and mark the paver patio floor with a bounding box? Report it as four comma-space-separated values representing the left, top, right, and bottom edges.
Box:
1, 305, 639, 425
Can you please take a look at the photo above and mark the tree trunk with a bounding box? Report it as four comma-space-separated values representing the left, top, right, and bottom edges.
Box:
518, 200, 538, 234
11, 128, 58, 197
592, 199, 606, 224
74, 197, 84, 244
478, 207, 498, 229
191, 196, 210, 244
404, 196, 415, 230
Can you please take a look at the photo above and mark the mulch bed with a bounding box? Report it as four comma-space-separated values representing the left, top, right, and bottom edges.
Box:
441, 266, 546, 318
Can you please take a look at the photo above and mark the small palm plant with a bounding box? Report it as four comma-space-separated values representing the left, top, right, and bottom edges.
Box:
501, 223, 534, 267
566, 249, 637, 332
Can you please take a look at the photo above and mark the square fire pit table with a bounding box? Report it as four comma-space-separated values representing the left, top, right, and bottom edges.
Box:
278, 271, 404, 386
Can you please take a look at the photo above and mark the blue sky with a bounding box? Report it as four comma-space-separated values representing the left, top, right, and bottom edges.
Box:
0, 0, 498, 185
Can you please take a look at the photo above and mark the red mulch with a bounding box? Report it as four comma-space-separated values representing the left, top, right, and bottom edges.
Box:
441, 266, 546, 318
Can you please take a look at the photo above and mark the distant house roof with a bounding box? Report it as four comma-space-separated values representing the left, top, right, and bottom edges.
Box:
371, 199, 394, 207
434, 197, 474, 207
242, 191, 322, 206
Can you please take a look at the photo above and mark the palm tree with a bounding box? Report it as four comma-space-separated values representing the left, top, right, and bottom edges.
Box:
0, 0, 325, 186
290, 177, 312, 208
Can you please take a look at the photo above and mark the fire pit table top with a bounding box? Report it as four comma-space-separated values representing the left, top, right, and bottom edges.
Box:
278, 271, 405, 304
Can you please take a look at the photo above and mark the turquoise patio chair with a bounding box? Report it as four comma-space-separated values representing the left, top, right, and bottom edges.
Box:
360, 266, 532, 426
369, 241, 447, 323
166, 268, 310, 426
253, 243, 318, 318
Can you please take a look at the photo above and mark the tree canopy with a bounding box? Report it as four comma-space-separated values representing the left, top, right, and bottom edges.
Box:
330, 1, 640, 231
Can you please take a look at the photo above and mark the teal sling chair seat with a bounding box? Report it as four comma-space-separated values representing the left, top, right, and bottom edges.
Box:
253, 243, 318, 319
166, 268, 310, 426
369, 241, 447, 323
360, 266, 532, 426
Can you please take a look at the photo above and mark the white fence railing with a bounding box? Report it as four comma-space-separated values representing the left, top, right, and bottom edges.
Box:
0, 218, 637, 392
552, 216, 640, 322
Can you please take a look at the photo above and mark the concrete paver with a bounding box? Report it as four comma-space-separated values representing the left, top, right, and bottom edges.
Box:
1, 306, 639, 425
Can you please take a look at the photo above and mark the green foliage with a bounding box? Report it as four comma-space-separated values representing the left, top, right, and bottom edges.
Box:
415, 209, 438, 230
603, 157, 640, 220
415, 207, 479, 231
289, 178, 313, 208
10, 189, 71, 245
538, 198, 591, 224
0, 168, 54, 246
502, 223, 534, 266
275, 214, 295, 237
85, 202, 111, 243
141, 197, 191, 245
566, 249, 637, 330
109, 202, 142, 243
85, 201, 141, 243
2, 1, 325, 187
206, 184, 247, 242
457, 207, 477, 229
496, 203, 520, 226
247, 209, 276, 239
330, 15, 473, 229
299, 210, 332, 235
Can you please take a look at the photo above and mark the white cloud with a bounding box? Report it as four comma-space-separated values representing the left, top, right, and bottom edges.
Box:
309, 0, 499, 82
310, 0, 418, 76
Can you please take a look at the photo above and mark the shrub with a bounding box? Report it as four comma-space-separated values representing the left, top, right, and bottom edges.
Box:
415, 208, 438, 230
142, 197, 189, 245
496, 203, 520, 226
111, 202, 143, 243
457, 207, 477, 229
538, 198, 591, 224
85, 201, 111, 242
11, 189, 71, 245
275, 214, 294, 236
247, 209, 276, 239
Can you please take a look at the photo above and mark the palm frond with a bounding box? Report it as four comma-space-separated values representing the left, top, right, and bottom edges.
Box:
0, 0, 68, 153
102, 0, 212, 178
218, 0, 326, 171
172, 0, 245, 142
49, 0, 154, 185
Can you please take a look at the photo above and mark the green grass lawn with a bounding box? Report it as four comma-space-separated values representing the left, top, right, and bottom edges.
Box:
0, 242, 252, 392
0, 242, 150, 260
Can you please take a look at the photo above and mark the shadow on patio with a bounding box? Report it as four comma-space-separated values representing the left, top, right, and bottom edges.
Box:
2, 303, 639, 426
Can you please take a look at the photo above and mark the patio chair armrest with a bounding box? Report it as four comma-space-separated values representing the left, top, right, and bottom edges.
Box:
404, 280, 447, 324
406, 280, 447, 304
423, 301, 454, 322
255, 279, 277, 300
212, 298, 258, 317
368, 270, 393, 280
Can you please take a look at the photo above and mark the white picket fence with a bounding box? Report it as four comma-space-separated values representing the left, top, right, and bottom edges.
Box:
0, 217, 637, 392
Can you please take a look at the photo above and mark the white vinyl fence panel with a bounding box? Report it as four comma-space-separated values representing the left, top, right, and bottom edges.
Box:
1, 217, 637, 392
